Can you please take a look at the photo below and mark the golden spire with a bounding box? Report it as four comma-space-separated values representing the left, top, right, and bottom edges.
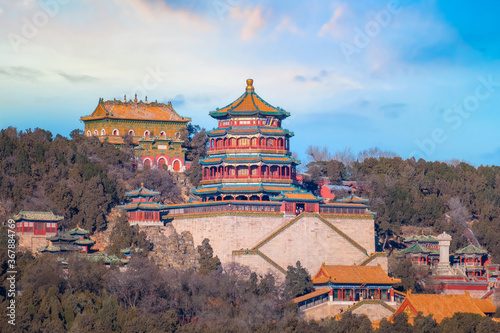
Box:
246, 78, 254, 92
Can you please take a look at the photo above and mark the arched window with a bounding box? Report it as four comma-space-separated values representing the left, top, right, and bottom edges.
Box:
144, 130, 150, 137
173, 160, 181, 171
112, 129, 119, 136
101, 129, 106, 135
93, 130, 98, 136
129, 130, 135, 136
160, 131, 166, 137
86, 130, 91, 136
158, 157, 167, 169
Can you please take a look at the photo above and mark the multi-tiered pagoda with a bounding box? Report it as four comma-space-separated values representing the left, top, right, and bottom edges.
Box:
193, 79, 317, 205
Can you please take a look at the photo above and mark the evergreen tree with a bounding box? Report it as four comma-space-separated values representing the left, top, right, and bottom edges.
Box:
197, 238, 222, 275
284, 261, 314, 299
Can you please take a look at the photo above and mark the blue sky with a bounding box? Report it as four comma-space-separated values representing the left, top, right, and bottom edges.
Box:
1, 0, 499, 165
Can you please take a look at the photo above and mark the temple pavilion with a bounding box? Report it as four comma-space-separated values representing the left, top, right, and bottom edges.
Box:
193, 79, 319, 207
81, 96, 191, 171
13, 210, 62, 236
118, 183, 165, 226
293, 263, 401, 321
161, 79, 376, 218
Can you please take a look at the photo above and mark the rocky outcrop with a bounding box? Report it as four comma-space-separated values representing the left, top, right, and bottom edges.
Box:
143, 224, 199, 270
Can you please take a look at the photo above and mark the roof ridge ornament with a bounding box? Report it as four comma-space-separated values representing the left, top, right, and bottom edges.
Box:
246, 78, 254, 92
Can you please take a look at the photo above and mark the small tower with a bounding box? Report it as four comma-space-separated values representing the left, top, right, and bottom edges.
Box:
435, 232, 454, 276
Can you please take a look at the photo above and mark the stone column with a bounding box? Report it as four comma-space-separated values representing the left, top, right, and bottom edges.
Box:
435, 232, 453, 276
438, 232, 452, 266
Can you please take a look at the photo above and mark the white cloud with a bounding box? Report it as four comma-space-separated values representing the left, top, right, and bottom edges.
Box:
231, 6, 266, 41
276, 17, 299, 34
318, 5, 346, 38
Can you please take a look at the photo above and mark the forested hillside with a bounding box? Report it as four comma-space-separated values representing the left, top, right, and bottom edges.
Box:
1, 127, 499, 261
0, 127, 194, 233
304, 147, 500, 261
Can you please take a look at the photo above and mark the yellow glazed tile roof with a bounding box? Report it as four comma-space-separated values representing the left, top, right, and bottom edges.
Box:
473, 298, 496, 314
81, 100, 189, 122
392, 292, 487, 323
293, 288, 331, 303
312, 263, 401, 285
283, 193, 318, 200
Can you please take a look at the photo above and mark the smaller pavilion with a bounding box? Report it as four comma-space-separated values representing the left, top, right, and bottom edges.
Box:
293, 263, 401, 321
403, 234, 439, 249
43, 231, 81, 253
13, 210, 62, 236
455, 244, 488, 277
398, 243, 440, 266
310, 263, 401, 303
118, 183, 166, 226
38, 226, 95, 254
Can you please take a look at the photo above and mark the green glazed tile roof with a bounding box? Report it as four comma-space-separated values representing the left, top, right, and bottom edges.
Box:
12, 210, 63, 222
455, 244, 487, 254
69, 227, 89, 235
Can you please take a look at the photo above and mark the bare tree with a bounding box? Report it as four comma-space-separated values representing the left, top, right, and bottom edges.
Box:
306, 145, 356, 166
306, 145, 332, 163
357, 147, 398, 162
333, 146, 356, 167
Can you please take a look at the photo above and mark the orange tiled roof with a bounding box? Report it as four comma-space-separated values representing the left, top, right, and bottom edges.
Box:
201, 158, 223, 163
209, 79, 290, 119
81, 100, 190, 122
261, 157, 292, 162
193, 187, 218, 193
393, 292, 486, 323
283, 193, 318, 200
474, 298, 497, 314
260, 128, 286, 133
263, 186, 296, 191
336, 194, 369, 204
312, 263, 401, 285
293, 288, 331, 303
221, 186, 262, 191
224, 156, 260, 162
118, 202, 165, 210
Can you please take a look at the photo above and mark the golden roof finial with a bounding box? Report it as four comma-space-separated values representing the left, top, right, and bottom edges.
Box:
134, 94, 138, 103
246, 78, 254, 92
141, 182, 144, 187
124, 94, 126, 102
